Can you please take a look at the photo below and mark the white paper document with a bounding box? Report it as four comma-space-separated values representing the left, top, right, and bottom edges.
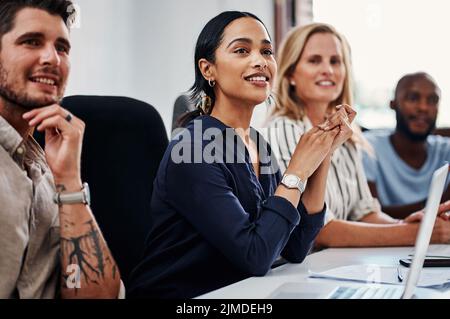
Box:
309, 264, 450, 288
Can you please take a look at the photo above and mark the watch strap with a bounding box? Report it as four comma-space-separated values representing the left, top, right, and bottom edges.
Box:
54, 182, 90, 206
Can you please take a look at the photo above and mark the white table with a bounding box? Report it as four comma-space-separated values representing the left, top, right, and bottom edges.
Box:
198, 245, 450, 299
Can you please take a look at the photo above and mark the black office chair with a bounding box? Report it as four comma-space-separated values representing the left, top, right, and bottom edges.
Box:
34, 95, 169, 287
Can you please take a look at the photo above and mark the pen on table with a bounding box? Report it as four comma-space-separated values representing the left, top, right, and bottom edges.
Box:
397, 266, 404, 283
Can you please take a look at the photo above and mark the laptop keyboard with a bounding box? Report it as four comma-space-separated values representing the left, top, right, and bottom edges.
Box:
329, 286, 403, 299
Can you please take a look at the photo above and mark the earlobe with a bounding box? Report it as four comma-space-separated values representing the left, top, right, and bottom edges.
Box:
390, 101, 396, 110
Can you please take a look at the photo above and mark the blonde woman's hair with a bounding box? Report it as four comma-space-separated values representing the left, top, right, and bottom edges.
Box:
271, 22, 368, 146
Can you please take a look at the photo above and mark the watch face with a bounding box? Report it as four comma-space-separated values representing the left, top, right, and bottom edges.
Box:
284, 175, 299, 187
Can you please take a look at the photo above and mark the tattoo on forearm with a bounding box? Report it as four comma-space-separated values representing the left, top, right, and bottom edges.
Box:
87, 220, 105, 278
61, 218, 114, 288
61, 231, 100, 285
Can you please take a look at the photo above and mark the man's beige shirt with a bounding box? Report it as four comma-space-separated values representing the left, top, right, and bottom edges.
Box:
0, 116, 59, 299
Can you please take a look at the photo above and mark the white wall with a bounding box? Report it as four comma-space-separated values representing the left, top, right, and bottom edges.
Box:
314, 0, 450, 128
66, 0, 274, 134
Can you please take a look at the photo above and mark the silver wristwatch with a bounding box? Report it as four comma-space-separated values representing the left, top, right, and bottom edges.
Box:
281, 174, 307, 193
53, 182, 91, 206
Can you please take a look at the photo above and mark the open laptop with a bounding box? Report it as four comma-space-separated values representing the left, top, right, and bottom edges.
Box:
270, 163, 449, 299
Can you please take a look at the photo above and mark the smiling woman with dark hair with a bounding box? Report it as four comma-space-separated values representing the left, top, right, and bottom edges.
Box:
127, 11, 349, 299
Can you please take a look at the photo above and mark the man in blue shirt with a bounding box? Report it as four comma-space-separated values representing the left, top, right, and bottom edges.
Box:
363, 72, 450, 219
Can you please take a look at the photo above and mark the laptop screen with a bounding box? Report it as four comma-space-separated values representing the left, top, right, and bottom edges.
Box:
402, 163, 449, 299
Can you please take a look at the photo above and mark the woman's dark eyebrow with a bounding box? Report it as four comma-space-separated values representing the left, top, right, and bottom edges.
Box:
227, 38, 272, 48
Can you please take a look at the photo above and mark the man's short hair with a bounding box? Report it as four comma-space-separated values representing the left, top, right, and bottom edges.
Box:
0, 0, 74, 45
394, 72, 440, 101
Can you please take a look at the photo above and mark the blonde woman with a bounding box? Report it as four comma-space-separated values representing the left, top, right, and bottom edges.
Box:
265, 23, 450, 248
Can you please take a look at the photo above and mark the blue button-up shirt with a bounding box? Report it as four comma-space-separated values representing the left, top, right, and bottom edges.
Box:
129, 115, 325, 298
